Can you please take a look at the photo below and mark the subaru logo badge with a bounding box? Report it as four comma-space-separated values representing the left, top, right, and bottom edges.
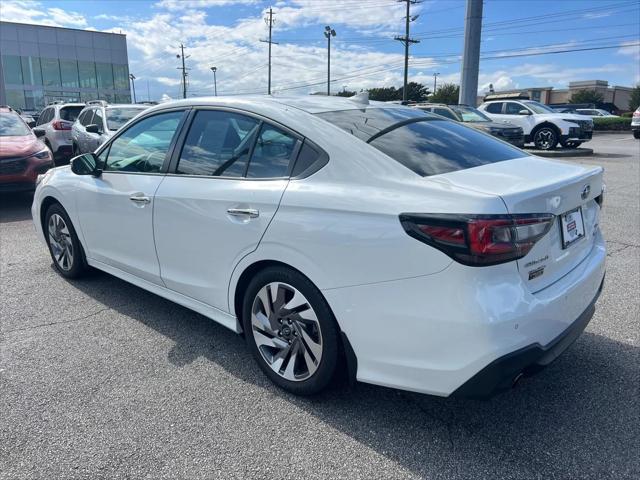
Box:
581, 184, 591, 200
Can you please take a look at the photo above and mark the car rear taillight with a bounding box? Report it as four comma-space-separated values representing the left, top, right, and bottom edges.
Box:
633, 111, 640, 118
52, 120, 72, 130
400, 213, 555, 266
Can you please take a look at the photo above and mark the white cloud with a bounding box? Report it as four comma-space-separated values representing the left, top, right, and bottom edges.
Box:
0, 0, 88, 28
155, 0, 260, 10
617, 40, 640, 61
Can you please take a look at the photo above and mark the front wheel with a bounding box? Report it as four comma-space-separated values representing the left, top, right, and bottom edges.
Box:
243, 267, 340, 395
533, 126, 559, 150
45, 203, 88, 278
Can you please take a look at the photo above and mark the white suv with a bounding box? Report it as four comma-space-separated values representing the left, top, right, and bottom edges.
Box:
33, 103, 85, 164
479, 99, 593, 150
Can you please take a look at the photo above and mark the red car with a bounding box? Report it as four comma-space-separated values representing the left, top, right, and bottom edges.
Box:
0, 106, 54, 192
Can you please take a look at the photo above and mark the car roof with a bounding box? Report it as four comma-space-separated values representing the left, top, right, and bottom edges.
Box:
146, 95, 396, 116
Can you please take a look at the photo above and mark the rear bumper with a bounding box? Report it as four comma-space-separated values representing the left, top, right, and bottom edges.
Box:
451, 275, 604, 399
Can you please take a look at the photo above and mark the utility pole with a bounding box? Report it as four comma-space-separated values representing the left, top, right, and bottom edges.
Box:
324, 25, 336, 96
210, 66, 217, 96
433, 72, 440, 94
176, 43, 190, 99
394, 0, 421, 103
459, 0, 483, 106
146, 80, 150, 102
260, 7, 277, 95
129, 73, 136, 103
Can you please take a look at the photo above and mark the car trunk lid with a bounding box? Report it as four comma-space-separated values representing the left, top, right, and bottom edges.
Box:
430, 156, 603, 291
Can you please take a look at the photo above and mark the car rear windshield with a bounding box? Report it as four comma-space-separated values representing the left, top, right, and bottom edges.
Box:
315, 107, 528, 177
106, 108, 145, 131
60, 106, 83, 121
0, 112, 31, 136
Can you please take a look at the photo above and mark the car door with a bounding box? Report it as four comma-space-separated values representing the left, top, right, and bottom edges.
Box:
74, 109, 187, 285
153, 108, 299, 311
501, 101, 536, 133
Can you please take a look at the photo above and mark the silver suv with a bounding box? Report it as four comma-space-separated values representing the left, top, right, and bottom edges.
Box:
71, 101, 149, 155
33, 102, 85, 164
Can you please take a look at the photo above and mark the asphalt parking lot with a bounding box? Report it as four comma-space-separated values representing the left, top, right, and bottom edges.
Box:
1, 133, 638, 480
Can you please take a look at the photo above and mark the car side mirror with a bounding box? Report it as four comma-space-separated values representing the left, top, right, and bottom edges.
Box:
27, 120, 36, 128
70, 153, 101, 177
33, 128, 46, 138
86, 124, 102, 134
518, 109, 531, 115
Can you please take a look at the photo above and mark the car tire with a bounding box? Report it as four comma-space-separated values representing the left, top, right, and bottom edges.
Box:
44, 203, 88, 279
72, 142, 78, 157
560, 140, 582, 149
634, 130, 640, 139
242, 266, 340, 395
532, 125, 559, 150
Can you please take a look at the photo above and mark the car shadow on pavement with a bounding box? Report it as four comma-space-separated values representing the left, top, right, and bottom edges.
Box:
67, 269, 640, 479
0, 192, 34, 223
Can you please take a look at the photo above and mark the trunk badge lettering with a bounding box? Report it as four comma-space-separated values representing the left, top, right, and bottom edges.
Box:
528, 266, 545, 280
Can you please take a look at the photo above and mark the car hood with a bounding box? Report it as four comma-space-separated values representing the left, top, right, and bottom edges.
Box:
0, 135, 45, 158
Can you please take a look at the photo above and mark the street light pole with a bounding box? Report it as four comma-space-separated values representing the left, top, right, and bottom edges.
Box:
129, 73, 137, 103
324, 26, 336, 96
210, 66, 217, 96
433, 72, 440, 94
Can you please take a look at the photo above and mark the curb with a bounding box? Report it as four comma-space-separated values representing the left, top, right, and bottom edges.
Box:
524, 147, 594, 157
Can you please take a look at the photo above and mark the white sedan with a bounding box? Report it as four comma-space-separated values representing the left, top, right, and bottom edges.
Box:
32, 94, 606, 398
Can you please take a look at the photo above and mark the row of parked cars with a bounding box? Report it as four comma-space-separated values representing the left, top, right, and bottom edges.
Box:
0, 101, 150, 193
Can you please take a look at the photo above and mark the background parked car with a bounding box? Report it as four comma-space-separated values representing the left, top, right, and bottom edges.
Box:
0, 106, 53, 192
576, 108, 619, 118
14, 108, 36, 128
32, 102, 85, 164
632, 107, 640, 139
413, 103, 524, 147
71, 101, 150, 155
479, 99, 593, 150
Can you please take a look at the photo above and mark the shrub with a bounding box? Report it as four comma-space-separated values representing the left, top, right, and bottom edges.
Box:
592, 117, 632, 131
621, 112, 633, 118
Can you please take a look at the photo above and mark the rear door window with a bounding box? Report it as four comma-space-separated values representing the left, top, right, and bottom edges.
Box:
246, 124, 298, 178
484, 102, 503, 114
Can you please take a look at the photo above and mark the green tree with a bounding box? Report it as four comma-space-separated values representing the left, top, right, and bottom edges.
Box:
569, 89, 604, 105
430, 83, 460, 104
368, 86, 400, 102
335, 90, 357, 97
399, 82, 430, 103
629, 84, 640, 110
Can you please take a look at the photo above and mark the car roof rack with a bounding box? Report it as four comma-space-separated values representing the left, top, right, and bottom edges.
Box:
483, 92, 530, 101
46, 100, 67, 106
86, 100, 108, 106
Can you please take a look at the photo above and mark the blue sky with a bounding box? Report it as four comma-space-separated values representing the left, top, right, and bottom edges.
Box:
1, 0, 639, 101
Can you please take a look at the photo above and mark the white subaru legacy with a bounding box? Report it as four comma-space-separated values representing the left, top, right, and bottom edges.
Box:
32, 95, 606, 398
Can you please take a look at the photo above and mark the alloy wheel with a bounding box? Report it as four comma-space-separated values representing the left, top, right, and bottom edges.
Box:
534, 128, 556, 150
47, 213, 74, 271
251, 282, 323, 381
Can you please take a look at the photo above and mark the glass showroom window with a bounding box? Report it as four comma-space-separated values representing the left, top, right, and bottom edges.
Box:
2, 55, 23, 85
81, 91, 99, 103
60, 60, 79, 88
115, 94, 132, 103
21, 56, 42, 86
41, 58, 61, 87
96, 63, 114, 90
5, 89, 25, 109
78, 61, 97, 89
24, 90, 44, 111
113, 64, 129, 91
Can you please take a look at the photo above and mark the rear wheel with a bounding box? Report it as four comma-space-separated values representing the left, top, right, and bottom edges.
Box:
242, 266, 339, 395
44, 203, 88, 278
532, 126, 559, 150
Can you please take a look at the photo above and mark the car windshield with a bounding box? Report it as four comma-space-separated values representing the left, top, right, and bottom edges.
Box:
450, 106, 491, 122
315, 107, 527, 177
60, 106, 83, 121
106, 107, 146, 131
0, 112, 31, 136
522, 101, 555, 114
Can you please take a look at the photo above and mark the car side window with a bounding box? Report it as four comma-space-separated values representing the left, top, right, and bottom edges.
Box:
246, 124, 298, 178
176, 110, 260, 177
93, 108, 104, 131
433, 108, 457, 120
80, 109, 94, 126
37, 108, 51, 125
485, 102, 503, 114
102, 110, 184, 173
505, 102, 525, 115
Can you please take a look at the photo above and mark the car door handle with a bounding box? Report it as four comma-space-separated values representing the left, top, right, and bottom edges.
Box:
227, 208, 259, 218
129, 194, 150, 204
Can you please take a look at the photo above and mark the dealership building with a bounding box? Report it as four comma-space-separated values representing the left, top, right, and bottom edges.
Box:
0, 21, 131, 112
